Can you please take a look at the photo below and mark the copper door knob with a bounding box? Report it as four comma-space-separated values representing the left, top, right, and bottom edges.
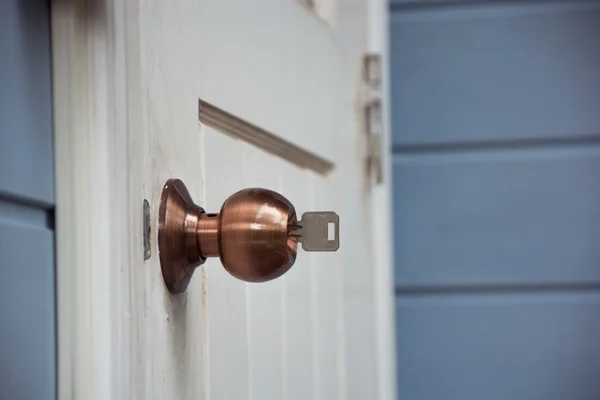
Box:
158, 178, 339, 294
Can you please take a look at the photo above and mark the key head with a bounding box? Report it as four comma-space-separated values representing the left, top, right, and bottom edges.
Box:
299, 212, 340, 251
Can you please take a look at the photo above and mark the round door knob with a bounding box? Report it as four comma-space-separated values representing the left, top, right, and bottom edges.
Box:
158, 179, 339, 294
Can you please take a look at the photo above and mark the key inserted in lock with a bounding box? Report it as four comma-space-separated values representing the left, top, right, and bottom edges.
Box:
291, 212, 340, 251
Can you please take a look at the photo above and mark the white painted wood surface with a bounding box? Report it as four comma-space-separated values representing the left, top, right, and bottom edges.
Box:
196, 0, 345, 163
366, 2, 398, 400
53, 2, 134, 398
52, 0, 395, 399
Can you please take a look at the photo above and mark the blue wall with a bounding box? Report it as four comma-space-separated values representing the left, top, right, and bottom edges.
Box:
0, 0, 55, 398
390, 1, 600, 398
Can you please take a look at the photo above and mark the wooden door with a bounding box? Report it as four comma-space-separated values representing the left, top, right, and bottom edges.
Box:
52, 0, 396, 399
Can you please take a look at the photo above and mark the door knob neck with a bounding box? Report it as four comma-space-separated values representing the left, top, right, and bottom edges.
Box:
197, 213, 219, 258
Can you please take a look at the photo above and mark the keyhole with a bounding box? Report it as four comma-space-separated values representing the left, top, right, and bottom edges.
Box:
327, 222, 335, 241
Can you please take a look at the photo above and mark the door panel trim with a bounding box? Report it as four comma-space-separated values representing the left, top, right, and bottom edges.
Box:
198, 99, 334, 174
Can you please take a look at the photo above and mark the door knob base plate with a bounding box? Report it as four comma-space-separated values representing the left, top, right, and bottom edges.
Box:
158, 179, 206, 294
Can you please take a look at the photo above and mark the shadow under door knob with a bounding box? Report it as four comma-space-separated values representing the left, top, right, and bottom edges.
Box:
158, 179, 339, 294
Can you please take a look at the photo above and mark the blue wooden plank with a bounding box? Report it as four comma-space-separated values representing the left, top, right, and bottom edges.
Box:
0, 220, 55, 399
396, 293, 600, 400
0, 198, 48, 228
0, 0, 54, 205
393, 146, 600, 287
390, 2, 600, 146
390, 0, 585, 8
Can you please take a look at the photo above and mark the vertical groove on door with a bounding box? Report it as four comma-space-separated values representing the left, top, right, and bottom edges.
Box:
333, 171, 347, 400
244, 143, 285, 400
308, 173, 320, 400
199, 124, 210, 400
242, 147, 253, 400
311, 172, 341, 399
280, 163, 315, 399
205, 131, 249, 400
279, 171, 289, 400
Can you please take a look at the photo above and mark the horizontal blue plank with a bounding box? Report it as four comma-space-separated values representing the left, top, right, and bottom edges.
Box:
390, 1, 600, 146
0, 198, 49, 228
0, 0, 54, 205
396, 293, 600, 400
0, 222, 55, 399
390, 0, 589, 8
393, 146, 600, 287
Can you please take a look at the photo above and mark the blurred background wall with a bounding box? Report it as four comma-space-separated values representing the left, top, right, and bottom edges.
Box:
389, 1, 600, 399
0, 1, 56, 399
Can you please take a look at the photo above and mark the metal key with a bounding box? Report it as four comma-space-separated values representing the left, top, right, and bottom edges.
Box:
292, 212, 340, 251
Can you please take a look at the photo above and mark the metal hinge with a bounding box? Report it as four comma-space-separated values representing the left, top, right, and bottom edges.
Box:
363, 53, 383, 184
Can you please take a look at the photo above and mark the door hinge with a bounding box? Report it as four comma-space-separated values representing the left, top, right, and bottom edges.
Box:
363, 53, 384, 185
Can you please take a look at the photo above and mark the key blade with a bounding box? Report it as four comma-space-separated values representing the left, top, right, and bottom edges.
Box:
299, 212, 339, 251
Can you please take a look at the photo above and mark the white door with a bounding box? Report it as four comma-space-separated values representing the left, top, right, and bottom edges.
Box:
52, 0, 395, 399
